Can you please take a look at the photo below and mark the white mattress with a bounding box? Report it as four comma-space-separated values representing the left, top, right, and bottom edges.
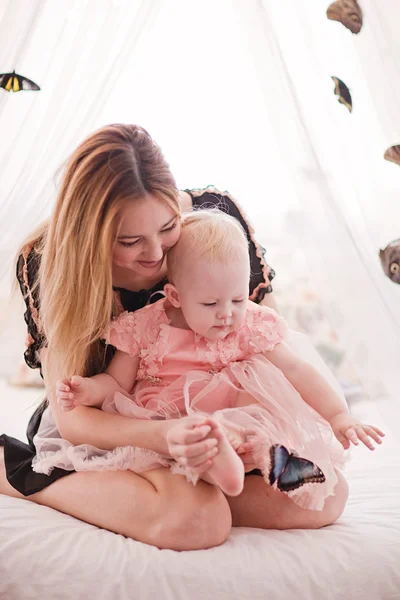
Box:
1, 387, 400, 600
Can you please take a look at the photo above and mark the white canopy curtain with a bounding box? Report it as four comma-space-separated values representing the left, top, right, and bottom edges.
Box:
0, 0, 399, 430
0, 0, 162, 280
232, 0, 400, 431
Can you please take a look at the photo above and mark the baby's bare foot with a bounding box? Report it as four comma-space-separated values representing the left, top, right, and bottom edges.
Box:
207, 425, 245, 496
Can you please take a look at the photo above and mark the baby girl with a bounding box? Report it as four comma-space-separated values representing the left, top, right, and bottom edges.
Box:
46, 210, 384, 509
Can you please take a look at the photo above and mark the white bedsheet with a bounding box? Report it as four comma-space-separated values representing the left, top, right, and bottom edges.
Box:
1, 390, 400, 600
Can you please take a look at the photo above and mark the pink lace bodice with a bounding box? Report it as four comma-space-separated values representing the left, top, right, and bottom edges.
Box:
104, 299, 288, 383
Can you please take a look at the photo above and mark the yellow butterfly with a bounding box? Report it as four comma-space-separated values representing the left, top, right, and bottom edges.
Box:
0, 70, 40, 93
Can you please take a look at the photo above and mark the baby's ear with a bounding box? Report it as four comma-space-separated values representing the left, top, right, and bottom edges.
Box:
164, 283, 181, 308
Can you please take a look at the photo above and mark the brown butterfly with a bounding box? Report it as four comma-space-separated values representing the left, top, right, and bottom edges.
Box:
384, 146, 400, 167
327, 0, 363, 34
379, 240, 400, 284
332, 76, 352, 112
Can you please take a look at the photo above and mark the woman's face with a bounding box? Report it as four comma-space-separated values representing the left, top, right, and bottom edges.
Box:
113, 195, 181, 280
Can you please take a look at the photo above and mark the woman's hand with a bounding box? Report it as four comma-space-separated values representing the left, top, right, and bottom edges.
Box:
236, 442, 259, 473
56, 375, 94, 411
329, 411, 385, 450
165, 416, 221, 476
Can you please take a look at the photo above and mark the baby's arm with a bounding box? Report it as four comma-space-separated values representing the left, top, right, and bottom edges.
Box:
56, 351, 139, 411
265, 343, 384, 450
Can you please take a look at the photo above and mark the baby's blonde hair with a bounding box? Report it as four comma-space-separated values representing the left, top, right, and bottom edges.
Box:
167, 209, 249, 283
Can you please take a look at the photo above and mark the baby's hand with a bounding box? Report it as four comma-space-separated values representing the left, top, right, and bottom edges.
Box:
235, 425, 262, 473
236, 442, 258, 473
166, 416, 220, 475
330, 411, 385, 451
55, 375, 94, 412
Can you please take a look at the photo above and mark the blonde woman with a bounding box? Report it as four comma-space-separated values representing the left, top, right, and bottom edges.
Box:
0, 125, 345, 551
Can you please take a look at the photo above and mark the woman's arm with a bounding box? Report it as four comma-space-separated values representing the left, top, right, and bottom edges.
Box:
42, 348, 170, 454
44, 349, 222, 465
57, 403, 171, 453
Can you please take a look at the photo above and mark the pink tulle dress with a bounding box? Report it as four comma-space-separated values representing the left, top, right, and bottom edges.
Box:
33, 299, 346, 510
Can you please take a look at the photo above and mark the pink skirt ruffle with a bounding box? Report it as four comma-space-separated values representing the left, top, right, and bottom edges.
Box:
33, 351, 346, 511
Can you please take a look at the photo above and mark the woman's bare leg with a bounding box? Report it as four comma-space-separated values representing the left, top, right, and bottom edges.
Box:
0, 448, 231, 550
227, 470, 349, 530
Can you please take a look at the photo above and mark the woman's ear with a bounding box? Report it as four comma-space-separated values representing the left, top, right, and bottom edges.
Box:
164, 283, 181, 308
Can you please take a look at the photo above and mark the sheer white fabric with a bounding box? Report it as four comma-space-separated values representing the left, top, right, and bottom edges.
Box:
0, 0, 162, 276
0, 0, 399, 432
232, 0, 400, 433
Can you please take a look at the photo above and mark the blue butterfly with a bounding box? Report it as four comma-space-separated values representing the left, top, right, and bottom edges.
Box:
269, 444, 326, 492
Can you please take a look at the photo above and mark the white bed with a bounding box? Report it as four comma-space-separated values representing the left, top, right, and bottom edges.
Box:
1, 382, 399, 600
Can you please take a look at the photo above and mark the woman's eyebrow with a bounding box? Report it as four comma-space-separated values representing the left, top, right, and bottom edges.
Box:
118, 217, 177, 240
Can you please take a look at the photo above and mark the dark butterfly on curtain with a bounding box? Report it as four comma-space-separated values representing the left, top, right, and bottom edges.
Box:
384, 145, 400, 167
379, 240, 400, 284
0, 70, 40, 93
269, 444, 326, 492
326, 0, 363, 34
332, 76, 352, 113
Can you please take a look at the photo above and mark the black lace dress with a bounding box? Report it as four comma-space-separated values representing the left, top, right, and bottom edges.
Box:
0, 187, 275, 496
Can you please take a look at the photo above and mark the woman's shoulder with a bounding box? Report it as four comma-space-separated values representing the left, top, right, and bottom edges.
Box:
183, 186, 254, 226
183, 185, 236, 210
183, 186, 276, 303
16, 240, 46, 371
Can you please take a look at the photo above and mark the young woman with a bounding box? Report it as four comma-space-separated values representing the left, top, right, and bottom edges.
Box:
0, 124, 348, 551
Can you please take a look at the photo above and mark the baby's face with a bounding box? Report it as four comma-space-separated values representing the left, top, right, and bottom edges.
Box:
176, 253, 250, 340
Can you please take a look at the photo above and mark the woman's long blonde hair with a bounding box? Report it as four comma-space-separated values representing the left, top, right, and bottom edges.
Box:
20, 124, 180, 389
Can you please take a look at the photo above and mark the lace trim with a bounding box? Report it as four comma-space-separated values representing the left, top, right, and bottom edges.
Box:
32, 445, 172, 476
22, 246, 41, 332
22, 244, 42, 333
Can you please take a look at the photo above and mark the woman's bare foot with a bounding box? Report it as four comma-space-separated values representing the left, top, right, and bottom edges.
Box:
202, 424, 245, 497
